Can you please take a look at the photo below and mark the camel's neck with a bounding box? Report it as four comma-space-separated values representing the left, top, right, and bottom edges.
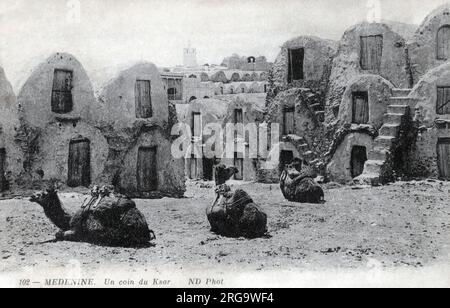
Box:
41, 195, 72, 231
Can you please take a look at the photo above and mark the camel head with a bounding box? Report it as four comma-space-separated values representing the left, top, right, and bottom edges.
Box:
283, 158, 304, 180
29, 188, 59, 208
215, 164, 239, 186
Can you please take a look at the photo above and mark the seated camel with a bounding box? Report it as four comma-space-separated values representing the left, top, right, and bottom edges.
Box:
30, 186, 155, 247
206, 165, 268, 238
280, 158, 324, 204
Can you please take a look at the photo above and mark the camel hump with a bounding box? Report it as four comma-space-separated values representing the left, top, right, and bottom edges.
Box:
90, 196, 136, 216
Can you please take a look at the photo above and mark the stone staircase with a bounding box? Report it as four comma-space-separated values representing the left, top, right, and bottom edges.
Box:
354, 88, 412, 186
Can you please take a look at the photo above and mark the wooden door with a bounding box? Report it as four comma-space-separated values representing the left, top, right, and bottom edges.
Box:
135, 80, 152, 118
360, 35, 383, 71
190, 155, 197, 179
137, 147, 158, 192
234, 153, 244, 181
437, 26, 450, 60
351, 146, 367, 178
288, 48, 304, 83
437, 138, 450, 180
52, 69, 73, 113
283, 108, 295, 135
68, 139, 91, 187
437, 87, 450, 115
352, 92, 369, 124
0, 149, 7, 192
279, 150, 294, 174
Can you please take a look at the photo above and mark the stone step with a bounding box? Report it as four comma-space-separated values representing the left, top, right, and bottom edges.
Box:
303, 151, 316, 158
392, 88, 412, 97
387, 104, 408, 114
389, 97, 413, 106
384, 113, 404, 125
299, 143, 309, 150
315, 111, 325, 121
364, 159, 385, 174
374, 135, 396, 148
309, 103, 321, 109
354, 173, 381, 186
379, 123, 400, 136
368, 148, 390, 161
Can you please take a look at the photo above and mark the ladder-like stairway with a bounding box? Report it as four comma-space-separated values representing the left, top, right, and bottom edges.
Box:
354, 89, 412, 185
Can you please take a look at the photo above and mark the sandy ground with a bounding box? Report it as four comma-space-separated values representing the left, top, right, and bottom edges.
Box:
1, 180, 450, 277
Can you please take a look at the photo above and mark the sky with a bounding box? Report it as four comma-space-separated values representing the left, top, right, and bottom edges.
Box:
1, 0, 450, 88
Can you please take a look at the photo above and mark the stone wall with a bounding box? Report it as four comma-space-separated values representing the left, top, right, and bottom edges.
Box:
326, 22, 411, 123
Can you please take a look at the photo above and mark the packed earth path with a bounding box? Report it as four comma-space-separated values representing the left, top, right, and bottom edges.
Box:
1, 180, 450, 275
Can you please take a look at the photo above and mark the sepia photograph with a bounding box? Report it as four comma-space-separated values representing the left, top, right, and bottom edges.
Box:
0, 0, 450, 291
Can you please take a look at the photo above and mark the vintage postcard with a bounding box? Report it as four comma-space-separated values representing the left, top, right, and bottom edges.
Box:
0, 0, 449, 291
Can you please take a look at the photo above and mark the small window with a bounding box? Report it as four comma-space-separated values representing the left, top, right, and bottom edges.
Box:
283, 107, 295, 135
360, 35, 383, 71
52, 69, 73, 114
135, 80, 152, 118
168, 88, 177, 100
437, 86, 450, 115
288, 48, 304, 83
437, 26, 450, 60
352, 92, 369, 124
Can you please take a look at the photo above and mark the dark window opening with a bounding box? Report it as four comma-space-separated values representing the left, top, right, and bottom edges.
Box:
135, 80, 152, 118
0, 149, 8, 192
52, 69, 73, 114
68, 138, 91, 188
288, 48, 305, 83
168, 87, 177, 100
283, 107, 295, 135
137, 147, 158, 192
192, 112, 202, 138
437, 86, 450, 115
360, 35, 383, 71
437, 138, 450, 180
189, 96, 197, 102
351, 146, 367, 178
437, 26, 450, 60
352, 91, 369, 124
279, 150, 294, 174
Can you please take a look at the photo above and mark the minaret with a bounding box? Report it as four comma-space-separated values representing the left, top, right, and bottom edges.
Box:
183, 42, 198, 68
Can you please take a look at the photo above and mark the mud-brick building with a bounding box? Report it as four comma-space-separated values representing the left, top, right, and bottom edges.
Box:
262, 36, 337, 183
16, 53, 108, 189
325, 22, 417, 184
0, 66, 23, 192
183, 98, 229, 181
96, 62, 185, 198
407, 3, 450, 86
220, 94, 266, 182
161, 72, 184, 104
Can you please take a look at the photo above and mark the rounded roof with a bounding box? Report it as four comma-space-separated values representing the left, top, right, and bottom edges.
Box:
341, 20, 417, 41
0, 66, 16, 114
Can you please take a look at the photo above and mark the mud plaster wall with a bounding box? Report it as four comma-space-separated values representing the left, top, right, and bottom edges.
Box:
338, 75, 394, 130
410, 62, 450, 125
267, 88, 319, 144
183, 78, 216, 102
327, 132, 374, 184
0, 67, 23, 189
97, 62, 168, 129
119, 128, 185, 197
17, 53, 97, 129
408, 127, 450, 179
272, 36, 337, 86
326, 22, 410, 123
407, 4, 450, 85
35, 121, 108, 187
406, 62, 450, 178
